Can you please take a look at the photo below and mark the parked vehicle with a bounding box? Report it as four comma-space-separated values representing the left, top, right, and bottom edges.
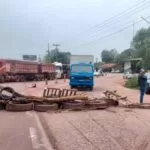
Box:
69, 55, 94, 90
0, 59, 56, 82
94, 70, 100, 76
123, 72, 133, 79
62, 64, 70, 78
52, 62, 63, 79
146, 73, 150, 94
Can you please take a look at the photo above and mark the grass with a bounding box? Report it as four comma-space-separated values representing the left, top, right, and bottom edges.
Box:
125, 77, 139, 89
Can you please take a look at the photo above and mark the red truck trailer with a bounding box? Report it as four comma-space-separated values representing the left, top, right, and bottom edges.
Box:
40, 64, 56, 80
0, 59, 56, 82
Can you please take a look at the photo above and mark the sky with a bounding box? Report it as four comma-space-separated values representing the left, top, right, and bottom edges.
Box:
0, 0, 150, 61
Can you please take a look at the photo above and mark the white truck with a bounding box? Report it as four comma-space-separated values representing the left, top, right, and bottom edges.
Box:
52, 62, 63, 79
70, 55, 94, 64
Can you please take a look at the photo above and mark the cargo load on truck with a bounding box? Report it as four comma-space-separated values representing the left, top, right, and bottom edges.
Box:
0, 59, 56, 82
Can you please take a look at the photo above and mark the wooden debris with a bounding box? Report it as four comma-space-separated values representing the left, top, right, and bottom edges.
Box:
25, 95, 88, 103
123, 103, 150, 109
103, 90, 128, 102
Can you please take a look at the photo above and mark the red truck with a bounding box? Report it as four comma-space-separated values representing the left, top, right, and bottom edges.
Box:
0, 59, 56, 82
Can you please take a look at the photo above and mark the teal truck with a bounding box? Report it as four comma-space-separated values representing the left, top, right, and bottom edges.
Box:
69, 55, 94, 90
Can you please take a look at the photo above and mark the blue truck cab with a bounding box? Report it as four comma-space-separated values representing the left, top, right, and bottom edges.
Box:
69, 63, 94, 90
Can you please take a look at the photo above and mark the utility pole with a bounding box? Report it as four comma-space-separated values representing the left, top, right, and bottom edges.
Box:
141, 16, 150, 25
52, 44, 60, 62
46, 42, 51, 64
53, 44, 60, 50
133, 22, 135, 38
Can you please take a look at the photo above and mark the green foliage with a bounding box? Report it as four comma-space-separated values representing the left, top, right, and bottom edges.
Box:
101, 49, 118, 63
131, 27, 150, 69
94, 62, 104, 70
125, 77, 138, 89
43, 49, 71, 64
136, 60, 144, 71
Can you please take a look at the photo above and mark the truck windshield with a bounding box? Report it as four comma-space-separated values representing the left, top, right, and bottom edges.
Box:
71, 65, 93, 73
56, 66, 62, 71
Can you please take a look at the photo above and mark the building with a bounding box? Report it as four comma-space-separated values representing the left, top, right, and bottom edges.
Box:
101, 63, 118, 72
124, 58, 142, 73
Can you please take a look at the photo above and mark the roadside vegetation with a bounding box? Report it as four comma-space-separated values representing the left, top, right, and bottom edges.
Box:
125, 77, 139, 89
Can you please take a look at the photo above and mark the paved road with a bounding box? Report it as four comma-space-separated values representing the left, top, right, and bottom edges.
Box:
41, 108, 150, 150
0, 111, 53, 150
1, 75, 150, 150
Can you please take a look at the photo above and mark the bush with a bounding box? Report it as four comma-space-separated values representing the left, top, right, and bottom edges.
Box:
125, 77, 138, 89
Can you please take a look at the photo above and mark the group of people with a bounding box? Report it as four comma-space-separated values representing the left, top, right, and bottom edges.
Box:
138, 69, 148, 104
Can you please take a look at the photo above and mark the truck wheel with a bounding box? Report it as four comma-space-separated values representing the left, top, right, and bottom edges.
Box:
89, 86, 93, 91
71, 86, 74, 89
145, 89, 149, 94
85, 102, 108, 110
6, 102, 33, 111
0, 103, 6, 110
0, 76, 4, 83
62, 102, 83, 109
0, 87, 15, 100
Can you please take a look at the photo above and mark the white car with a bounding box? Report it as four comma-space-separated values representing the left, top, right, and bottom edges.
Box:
123, 72, 133, 79
94, 71, 100, 76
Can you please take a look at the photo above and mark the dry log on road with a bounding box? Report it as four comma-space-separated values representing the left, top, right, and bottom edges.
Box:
122, 103, 150, 109
25, 95, 88, 103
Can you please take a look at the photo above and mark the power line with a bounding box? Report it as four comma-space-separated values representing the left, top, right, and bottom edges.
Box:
86, 0, 149, 32
74, 1, 150, 42
66, 2, 150, 48
70, 16, 150, 49
141, 16, 150, 24
61, 0, 150, 45
88, 2, 150, 36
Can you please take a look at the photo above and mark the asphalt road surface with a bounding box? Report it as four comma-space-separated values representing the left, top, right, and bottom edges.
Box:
1, 74, 150, 150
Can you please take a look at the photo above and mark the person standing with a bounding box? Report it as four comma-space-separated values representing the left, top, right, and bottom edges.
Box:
138, 69, 147, 104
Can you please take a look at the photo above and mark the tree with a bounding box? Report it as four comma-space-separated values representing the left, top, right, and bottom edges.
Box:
94, 62, 104, 71
131, 27, 150, 68
43, 49, 71, 64
119, 48, 134, 60
101, 49, 118, 63
136, 60, 144, 72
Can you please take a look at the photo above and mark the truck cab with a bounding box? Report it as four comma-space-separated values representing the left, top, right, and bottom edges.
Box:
69, 63, 94, 90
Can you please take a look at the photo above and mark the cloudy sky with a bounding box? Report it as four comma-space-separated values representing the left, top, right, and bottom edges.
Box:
0, 0, 150, 60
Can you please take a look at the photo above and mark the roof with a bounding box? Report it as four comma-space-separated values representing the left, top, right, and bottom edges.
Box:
101, 63, 117, 69
127, 58, 142, 61
52, 62, 62, 66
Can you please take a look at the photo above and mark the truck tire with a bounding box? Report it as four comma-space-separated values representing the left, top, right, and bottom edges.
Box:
0, 87, 15, 100
145, 89, 149, 94
85, 102, 108, 109
0, 103, 6, 110
62, 102, 83, 109
89, 86, 93, 91
0, 76, 4, 83
34, 103, 58, 112
70, 86, 74, 89
6, 102, 33, 111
